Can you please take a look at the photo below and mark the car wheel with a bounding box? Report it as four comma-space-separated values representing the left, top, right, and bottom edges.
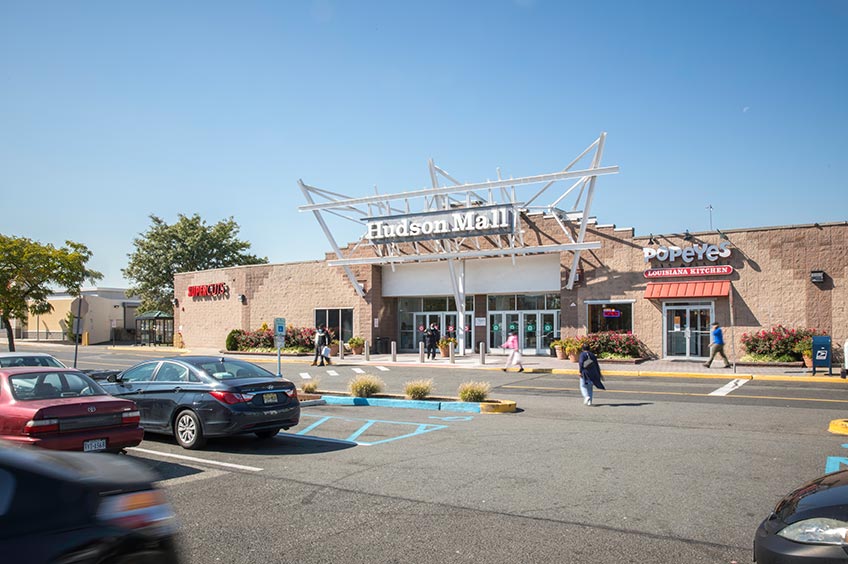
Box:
174, 410, 206, 449
255, 428, 281, 439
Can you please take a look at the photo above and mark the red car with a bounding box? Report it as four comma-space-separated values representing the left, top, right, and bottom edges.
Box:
0, 367, 143, 453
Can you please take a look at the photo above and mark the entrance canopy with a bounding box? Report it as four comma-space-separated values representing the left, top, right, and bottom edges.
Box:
645, 281, 731, 299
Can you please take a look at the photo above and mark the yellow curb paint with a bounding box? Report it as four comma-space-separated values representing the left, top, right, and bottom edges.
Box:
500, 385, 848, 404
481, 400, 517, 413
829, 420, 848, 435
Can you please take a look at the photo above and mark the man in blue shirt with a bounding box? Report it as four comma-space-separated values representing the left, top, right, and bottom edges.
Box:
704, 321, 731, 368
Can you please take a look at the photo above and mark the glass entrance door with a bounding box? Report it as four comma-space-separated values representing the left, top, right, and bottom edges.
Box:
488, 311, 559, 355
413, 312, 474, 352
664, 303, 712, 359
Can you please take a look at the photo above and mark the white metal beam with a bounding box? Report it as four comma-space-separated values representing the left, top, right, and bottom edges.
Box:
327, 242, 602, 266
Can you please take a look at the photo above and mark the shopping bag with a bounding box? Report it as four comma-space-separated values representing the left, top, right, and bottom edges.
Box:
322, 345, 331, 357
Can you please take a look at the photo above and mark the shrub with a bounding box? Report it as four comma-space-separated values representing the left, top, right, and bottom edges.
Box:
348, 374, 384, 397
458, 381, 490, 402
582, 332, 645, 358
438, 337, 458, 348
404, 379, 433, 400
225, 329, 243, 351
348, 336, 365, 347
740, 325, 825, 360
301, 379, 320, 394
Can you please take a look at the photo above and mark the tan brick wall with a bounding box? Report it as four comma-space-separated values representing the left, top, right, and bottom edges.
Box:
175, 218, 846, 361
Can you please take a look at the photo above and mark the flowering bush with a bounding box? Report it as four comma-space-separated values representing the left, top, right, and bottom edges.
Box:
582, 332, 646, 358
226, 325, 322, 351
741, 325, 825, 361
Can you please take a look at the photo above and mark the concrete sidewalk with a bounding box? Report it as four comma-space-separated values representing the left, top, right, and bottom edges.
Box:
11, 340, 846, 382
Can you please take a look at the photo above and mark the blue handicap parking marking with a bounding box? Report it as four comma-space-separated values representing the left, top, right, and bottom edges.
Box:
824, 444, 848, 474
297, 413, 448, 446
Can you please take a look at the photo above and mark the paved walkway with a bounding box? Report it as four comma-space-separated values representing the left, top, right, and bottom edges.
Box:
10, 340, 846, 381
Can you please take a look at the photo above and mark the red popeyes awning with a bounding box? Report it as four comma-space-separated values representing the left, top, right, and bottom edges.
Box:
644, 281, 731, 299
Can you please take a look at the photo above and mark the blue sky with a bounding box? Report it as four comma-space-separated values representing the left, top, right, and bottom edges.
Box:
1, 0, 846, 287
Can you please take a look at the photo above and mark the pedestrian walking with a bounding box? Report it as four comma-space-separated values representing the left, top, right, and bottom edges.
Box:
311, 324, 332, 367
502, 331, 524, 372
424, 323, 439, 360
704, 321, 731, 368
578, 344, 605, 406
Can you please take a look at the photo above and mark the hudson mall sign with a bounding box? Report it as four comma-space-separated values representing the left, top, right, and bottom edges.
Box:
365, 205, 514, 244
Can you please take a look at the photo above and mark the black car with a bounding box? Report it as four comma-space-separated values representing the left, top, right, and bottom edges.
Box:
101, 356, 300, 449
0, 441, 180, 564
754, 469, 848, 562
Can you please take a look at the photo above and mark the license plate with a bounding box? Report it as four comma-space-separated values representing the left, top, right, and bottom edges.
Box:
84, 438, 107, 452
263, 393, 278, 404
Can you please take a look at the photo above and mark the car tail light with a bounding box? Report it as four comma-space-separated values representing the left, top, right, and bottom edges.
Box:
97, 489, 177, 536
122, 410, 141, 425
209, 390, 255, 404
283, 388, 298, 399
24, 418, 59, 435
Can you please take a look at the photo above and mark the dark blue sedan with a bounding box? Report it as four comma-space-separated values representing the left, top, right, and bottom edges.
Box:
102, 356, 300, 449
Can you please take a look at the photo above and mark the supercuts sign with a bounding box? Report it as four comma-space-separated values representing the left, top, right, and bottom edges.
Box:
364, 205, 514, 244
188, 283, 228, 297
642, 241, 731, 263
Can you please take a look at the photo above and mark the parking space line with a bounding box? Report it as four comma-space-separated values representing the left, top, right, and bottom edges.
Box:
351, 367, 365, 374
296, 416, 332, 435
158, 469, 228, 487
376, 366, 389, 371
327, 370, 339, 376
299, 372, 312, 379
708, 379, 750, 396
128, 447, 263, 472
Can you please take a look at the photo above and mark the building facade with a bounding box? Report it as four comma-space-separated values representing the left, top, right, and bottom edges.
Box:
174, 218, 846, 362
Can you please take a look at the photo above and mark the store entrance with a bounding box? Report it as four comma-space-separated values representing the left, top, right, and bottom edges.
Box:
663, 303, 712, 359
488, 311, 558, 355
412, 312, 473, 352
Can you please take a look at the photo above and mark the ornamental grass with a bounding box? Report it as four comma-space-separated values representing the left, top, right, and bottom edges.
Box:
458, 381, 490, 402
404, 379, 433, 400
348, 374, 385, 398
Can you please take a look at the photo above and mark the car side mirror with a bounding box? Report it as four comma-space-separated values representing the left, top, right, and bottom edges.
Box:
107, 373, 121, 383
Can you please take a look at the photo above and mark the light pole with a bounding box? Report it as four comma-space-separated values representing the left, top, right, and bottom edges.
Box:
73, 290, 82, 368
706, 204, 714, 231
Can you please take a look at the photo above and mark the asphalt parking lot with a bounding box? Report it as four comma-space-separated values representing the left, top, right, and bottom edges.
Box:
8, 344, 848, 563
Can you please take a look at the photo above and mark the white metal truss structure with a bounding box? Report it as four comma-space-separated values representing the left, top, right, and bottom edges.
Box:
298, 133, 619, 353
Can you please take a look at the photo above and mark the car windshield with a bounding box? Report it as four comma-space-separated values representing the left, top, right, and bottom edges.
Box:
9, 371, 108, 400
0, 355, 65, 368
189, 359, 275, 381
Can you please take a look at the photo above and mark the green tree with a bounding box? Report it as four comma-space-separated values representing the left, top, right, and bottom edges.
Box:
123, 214, 267, 312
0, 236, 102, 351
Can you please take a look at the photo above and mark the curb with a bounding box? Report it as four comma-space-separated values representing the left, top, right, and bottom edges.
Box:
829, 419, 848, 435
318, 394, 517, 414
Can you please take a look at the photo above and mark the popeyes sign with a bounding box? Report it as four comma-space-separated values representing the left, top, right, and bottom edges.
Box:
187, 283, 229, 297
642, 241, 731, 263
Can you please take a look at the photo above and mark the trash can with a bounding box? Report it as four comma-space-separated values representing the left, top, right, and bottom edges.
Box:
376, 337, 390, 354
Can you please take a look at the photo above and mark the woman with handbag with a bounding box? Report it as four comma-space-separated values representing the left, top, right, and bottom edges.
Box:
502, 331, 524, 372
577, 343, 605, 405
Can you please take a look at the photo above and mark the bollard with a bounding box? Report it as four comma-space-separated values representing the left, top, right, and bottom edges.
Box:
364, 341, 370, 361
449, 342, 455, 364
391, 341, 397, 362
419, 342, 425, 363
479, 341, 486, 365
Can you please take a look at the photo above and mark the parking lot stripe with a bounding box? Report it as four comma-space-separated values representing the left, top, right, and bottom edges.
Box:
352, 367, 365, 374
296, 415, 332, 435
376, 366, 390, 371
158, 469, 228, 487
128, 447, 263, 472
708, 379, 749, 396
299, 372, 312, 379
327, 370, 339, 376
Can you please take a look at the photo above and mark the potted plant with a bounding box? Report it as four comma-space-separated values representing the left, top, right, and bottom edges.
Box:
793, 337, 814, 368
348, 336, 365, 355
438, 337, 457, 357
562, 336, 582, 362
551, 339, 567, 360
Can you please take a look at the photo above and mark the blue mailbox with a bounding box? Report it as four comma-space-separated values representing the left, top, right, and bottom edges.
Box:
812, 335, 832, 376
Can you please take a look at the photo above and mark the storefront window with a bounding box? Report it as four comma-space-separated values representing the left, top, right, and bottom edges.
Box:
545, 293, 561, 310
398, 298, 421, 312
517, 294, 544, 310
315, 308, 354, 343
587, 303, 633, 333
488, 295, 516, 311
423, 297, 446, 311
